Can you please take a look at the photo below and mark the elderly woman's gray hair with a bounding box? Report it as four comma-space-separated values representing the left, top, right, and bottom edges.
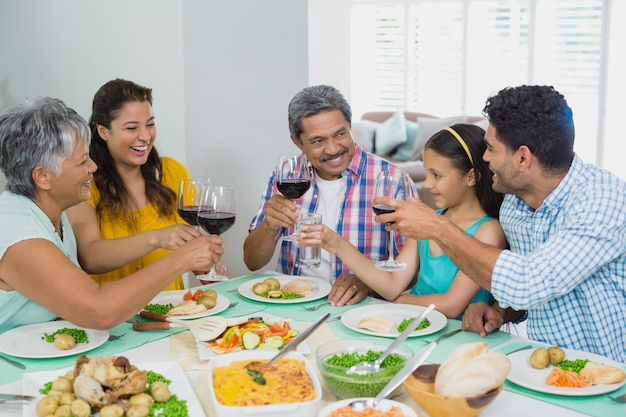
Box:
0, 97, 90, 198
287, 85, 352, 143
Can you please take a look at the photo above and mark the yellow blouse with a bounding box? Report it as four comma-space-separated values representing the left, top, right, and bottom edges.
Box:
87, 157, 191, 290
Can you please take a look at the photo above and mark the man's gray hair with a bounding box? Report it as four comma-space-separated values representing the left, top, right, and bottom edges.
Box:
287, 85, 352, 142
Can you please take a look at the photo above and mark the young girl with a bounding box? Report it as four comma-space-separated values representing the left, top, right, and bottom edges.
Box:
310, 123, 506, 318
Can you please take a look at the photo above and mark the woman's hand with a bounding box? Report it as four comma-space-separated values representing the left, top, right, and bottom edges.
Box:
156, 224, 201, 250
180, 235, 224, 273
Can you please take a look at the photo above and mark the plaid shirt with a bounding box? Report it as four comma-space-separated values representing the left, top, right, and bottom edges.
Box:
493, 155, 626, 362
248, 144, 412, 279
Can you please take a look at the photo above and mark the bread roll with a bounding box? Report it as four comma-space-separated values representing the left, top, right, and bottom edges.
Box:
167, 300, 207, 316
434, 342, 488, 394
357, 316, 396, 333
436, 351, 510, 397
434, 342, 510, 397
580, 361, 626, 385
282, 278, 316, 294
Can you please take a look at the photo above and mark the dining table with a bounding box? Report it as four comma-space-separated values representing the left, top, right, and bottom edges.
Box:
1, 272, 623, 417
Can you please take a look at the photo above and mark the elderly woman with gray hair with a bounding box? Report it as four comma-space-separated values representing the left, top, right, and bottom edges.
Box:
0, 97, 222, 332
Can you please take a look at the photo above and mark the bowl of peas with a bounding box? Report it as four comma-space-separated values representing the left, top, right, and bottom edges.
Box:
315, 337, 414, 399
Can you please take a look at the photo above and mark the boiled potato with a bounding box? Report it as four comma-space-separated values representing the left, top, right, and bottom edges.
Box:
51, 376, 73, 393
36, 396, 59, 417
252, 282, 270, 295
548, 346, 565, 364
202, 289, 218, 299
54, 334, 75, 351
263, 277, 280, 291
54, 404, 72, 417
58, 392, 75, 405
69, 399, 90, 417
126, 404, 151, 417
196, 295, 217, 309
99, 404, 124, 417
150, 381, 172, 402
129, 393, 154, 408
530, 347, 550, 369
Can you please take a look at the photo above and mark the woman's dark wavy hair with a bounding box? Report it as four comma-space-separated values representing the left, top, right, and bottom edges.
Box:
89, 79, 175, 228
424, 123, 503, 219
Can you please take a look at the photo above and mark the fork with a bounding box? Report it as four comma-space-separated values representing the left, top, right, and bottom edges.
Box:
605, 392, 626, 403
108, 333, 126, 341
302, 301, 328, 311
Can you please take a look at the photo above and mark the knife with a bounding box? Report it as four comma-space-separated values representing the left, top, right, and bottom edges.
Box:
0, 394, 35, 404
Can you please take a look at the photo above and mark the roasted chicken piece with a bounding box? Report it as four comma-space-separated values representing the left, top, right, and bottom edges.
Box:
72, 355, 147, 409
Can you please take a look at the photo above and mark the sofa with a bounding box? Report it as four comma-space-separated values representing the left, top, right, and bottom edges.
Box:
352, 110, 486, 208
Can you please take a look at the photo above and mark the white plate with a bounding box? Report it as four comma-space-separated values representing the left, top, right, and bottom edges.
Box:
143, 290, 230, 319
0, 320, 109, 359
340, 303, 447, 338
507, 347, 626, 396
238, 275, 331, 304
195, 314, 311, 359
22, 361, 203, 416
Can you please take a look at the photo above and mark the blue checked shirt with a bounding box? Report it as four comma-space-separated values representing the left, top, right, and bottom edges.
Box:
248, 144, 413, 279
492, 155, 626, 362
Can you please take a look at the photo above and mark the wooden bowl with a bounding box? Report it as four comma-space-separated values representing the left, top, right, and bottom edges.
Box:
403, 364, 502, 417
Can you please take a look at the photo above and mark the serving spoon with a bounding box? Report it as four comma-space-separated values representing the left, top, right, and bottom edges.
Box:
346, 304, 435, 375
348, 334, 437, 411
244, 312, 330, 379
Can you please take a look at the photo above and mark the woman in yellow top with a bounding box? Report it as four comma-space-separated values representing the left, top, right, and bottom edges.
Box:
68, 79, 210, 290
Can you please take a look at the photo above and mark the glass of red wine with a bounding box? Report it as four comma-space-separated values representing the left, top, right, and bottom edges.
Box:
178, 177, 210, 228
373, 170, 412, 271
196, 185, 236, 282
276, 154, 311, 241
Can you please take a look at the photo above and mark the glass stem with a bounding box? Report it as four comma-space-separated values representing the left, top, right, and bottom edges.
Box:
388, 229, 395, 262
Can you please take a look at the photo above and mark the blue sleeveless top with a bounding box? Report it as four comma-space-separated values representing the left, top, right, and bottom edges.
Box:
410, 209, 495, 319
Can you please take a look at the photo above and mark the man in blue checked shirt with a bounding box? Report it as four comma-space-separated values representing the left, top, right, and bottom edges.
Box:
374, 85, 626, 362
244, 85, 416, 307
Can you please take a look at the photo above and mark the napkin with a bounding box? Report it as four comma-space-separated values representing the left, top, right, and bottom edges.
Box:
0, 321, 186, 385
498, 341, 626, 417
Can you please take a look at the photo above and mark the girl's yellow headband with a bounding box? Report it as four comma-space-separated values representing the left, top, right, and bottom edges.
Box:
444, 127, 474, 166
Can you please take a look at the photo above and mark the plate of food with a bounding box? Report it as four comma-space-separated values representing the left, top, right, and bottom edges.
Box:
238, 275, 331, 304
0, 320, 109, 359
195, 314, 311, 358
340, 303, 447, 338
142, 288, 230, 319
22, 358, 203, 416
507, 346, 626, 396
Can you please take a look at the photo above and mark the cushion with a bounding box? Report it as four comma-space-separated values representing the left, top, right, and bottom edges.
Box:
351, 120, 378, 152
375, 109, 407, 155
411, 115, 468, 160
390, 119, 418, 161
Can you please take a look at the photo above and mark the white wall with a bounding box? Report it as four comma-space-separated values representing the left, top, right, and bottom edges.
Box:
182, 0, 308, 276
0, 0, 309, 278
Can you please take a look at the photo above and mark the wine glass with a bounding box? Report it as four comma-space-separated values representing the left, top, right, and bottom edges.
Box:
373, 170, 412, 271
178, 177, 210, 228
196, 185, 236, 282
276, 154, 311, 240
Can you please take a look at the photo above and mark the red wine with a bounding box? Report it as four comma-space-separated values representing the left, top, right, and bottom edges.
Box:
198, 211, 236, 235
277, 179, 311, 200
372, 204, 396, 216
178, 205, 199, 226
